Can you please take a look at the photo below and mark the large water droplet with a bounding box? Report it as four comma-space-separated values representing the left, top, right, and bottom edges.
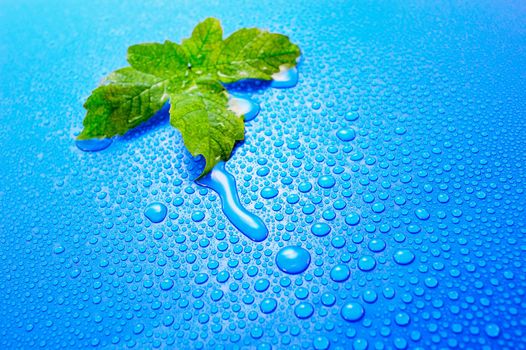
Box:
393, 249, 415, 265
144, 202, 167, 223
294, 302, 314, 319
311, 222, 331, 237
358, 255, 376, 271
228, 95, 260, 121
271, 66, 299, 88
485, 324, 501, 338
275, 246, 311, 274
260, 187, 278, 199
318, 175, 336, 189
259, 298, 277, 314
75, 138, 112, 152
341, 302, 365, 322
330, 264, 350, 282
160, 278, 174, 291
336, 128, 356, 142
197, 162, 268, 242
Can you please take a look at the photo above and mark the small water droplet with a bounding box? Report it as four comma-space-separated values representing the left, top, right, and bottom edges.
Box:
53, 245, 65, 254
395, 312, 411, 326
313, 336, 330, 350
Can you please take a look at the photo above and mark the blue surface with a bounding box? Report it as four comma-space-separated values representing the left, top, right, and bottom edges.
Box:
1, 1, 526, 349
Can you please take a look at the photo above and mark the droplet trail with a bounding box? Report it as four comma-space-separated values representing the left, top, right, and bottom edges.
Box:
197, 162, 268, 242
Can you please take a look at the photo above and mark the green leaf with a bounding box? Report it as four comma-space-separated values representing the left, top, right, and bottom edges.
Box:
181, 17, 223, 68
77, 68, 169, 140
78, 17, 301, 176
127, 41, 189, 78
216, 28, 301, 83
170, 80, 244, 175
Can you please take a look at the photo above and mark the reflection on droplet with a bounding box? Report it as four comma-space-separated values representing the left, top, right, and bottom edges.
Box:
197, 162, 268, 242
336, 128, 356, 142
271, 66, 299, 88
144, 202, 167, 223
330, 264, 350, 282
275, 246, 311, 274
393, 249, 415, 265
311, 223, 331, 237
341, 302, 365, 322
75, 138, 112, 152
228, 95, 260, 121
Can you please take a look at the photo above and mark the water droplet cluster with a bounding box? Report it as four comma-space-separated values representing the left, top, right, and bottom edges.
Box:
1, 1, 525, 349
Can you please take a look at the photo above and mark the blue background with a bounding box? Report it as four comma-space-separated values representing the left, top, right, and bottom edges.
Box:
1, 1, 525, 349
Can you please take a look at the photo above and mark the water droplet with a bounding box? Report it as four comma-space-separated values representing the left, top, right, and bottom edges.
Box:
311, 223, 331, 237
53, 245, 65, 254
372, 202, 385, 213
345, 213, 361, 226
358, 255, 376, 271
275, 246, 311, 274
160, 278, 174, 291
336, 128, 356, 142
197, 162, 268, 242
294, 302, 314, 319
331, 235, 346, 248
298, 182, 312, 193
254, 279, 270, 292
341, 302, 365, 322
260, 186, 278, 199
395, 312, 411, 326
228, 95, 260, 121
485, 324, 501, 338
313, 336, 330, 350
368, 239, 386, 252
133, 323, 144, 335
415, 208, 430, 220
424, 277, 439, 288
345, 111, 359, 121
75, 138, 112, 152
330, 264, 350, 282
260, 298, 277, 314
321, 293, 336, 306
393, 249, 415, 265
271, 66, 298, 88
144, 202, 167, 223
317, 175, 335, 188
191, 211, 205, 222
362, 290, 378, 304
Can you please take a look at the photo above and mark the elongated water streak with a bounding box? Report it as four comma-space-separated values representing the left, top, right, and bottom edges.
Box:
197, 162, 268, 242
